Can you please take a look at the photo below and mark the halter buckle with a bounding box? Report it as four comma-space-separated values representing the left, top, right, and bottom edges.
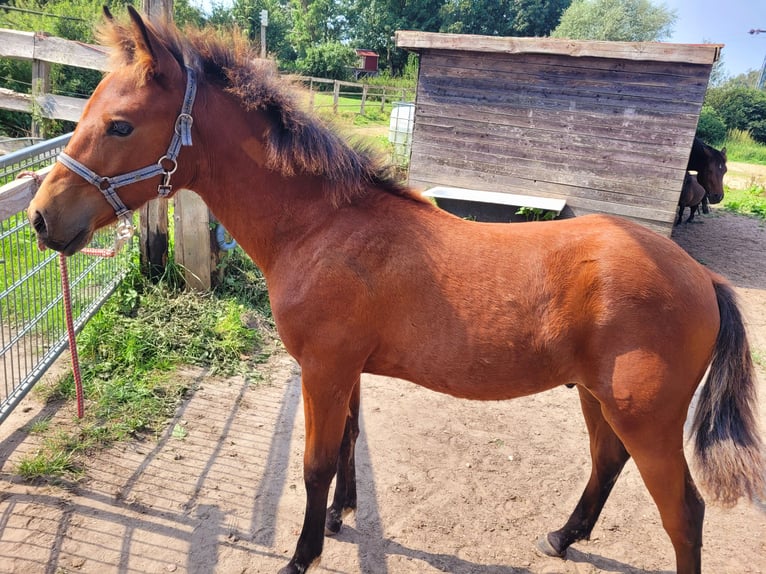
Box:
158, 171, 173, 197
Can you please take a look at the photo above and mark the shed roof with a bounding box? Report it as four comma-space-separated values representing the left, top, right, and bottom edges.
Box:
395, 31, 722, 65
356, 49, 379, 57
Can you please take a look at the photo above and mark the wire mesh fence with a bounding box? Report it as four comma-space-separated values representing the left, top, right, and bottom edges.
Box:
0, 134, 131, 424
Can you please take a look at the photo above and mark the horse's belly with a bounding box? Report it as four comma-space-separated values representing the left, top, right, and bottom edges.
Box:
365, 351, 570, 401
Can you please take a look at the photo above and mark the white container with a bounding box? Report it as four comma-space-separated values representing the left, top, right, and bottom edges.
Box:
388, 102, 415, 146
388, 102, 415, 166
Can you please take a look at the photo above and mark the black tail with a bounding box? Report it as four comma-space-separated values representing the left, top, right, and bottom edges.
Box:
691, 277, 765, 505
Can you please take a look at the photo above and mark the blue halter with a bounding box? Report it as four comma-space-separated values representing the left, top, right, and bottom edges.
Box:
57, 66, 197, 239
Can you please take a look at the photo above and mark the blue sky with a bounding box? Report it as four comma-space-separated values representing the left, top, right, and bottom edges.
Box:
663, 0, 766, 78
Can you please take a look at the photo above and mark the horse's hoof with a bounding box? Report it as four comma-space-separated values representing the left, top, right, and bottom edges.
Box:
325, 510, 342, 536
324, 521, 341, 536
278, 558, 316, 574
535, 534, 566, 558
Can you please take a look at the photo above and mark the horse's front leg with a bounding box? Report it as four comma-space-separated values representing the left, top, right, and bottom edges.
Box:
326, 377, 361, 535
279, 368, 358, 574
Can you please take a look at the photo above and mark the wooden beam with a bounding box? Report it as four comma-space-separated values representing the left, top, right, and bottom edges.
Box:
0, 89, 87, 122
0, 165, 53, 221
395, 31, 722, 65
0, 29, 108, 70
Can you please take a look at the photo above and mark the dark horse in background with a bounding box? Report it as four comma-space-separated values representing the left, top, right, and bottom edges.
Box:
685, 137, 727, 217
676, 172, 707, 224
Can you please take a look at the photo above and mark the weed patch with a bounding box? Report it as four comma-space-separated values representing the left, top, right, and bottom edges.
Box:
17, 248, 272, 482
723, 185, 766, 219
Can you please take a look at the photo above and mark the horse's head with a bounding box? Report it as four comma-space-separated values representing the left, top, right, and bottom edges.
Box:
697, 144, 727, 205
27, 7, 194, 255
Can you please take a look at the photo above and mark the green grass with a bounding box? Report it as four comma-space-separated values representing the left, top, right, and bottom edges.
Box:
16, 246, 272, 482
722, 184, 766, 219
722, 130, 766, 165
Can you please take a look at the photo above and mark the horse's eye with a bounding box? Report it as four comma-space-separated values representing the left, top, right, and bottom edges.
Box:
107, 121, 133, 137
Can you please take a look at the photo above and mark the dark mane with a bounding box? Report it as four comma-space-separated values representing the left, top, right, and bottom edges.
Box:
99, 16, 419, 206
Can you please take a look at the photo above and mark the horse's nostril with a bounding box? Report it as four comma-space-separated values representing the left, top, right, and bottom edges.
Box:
32, 211, 47, 236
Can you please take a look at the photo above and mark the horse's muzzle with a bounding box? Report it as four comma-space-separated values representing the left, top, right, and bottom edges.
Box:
708, 194, 724, 205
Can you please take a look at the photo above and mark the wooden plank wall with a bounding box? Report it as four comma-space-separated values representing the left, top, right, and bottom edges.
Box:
408, 49, 712, 235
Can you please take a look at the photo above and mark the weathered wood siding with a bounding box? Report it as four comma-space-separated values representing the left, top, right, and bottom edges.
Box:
396, 32, 720, 235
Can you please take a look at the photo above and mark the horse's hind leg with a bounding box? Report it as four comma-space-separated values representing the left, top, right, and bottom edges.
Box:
325, 377, 361, 535
621, 422, 704, 574
686, 204, 701, 224
675, 205, 684, 225
537, 386, 630, 557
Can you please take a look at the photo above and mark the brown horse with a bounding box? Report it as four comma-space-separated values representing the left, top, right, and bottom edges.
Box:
687, 137, 727, 214
27, 9, 764, 574
676, 171, 707, 225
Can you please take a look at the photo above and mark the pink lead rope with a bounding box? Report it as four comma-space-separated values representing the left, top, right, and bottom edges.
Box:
59, 242, 126, 418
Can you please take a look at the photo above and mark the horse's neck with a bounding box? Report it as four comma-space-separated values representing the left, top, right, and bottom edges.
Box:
186, 92, 344, 273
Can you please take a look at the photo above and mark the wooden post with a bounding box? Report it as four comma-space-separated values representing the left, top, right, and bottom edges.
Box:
31, 58, 50, 139
139, 199, 168, 280
333, 80, 339, 114
309, 78, 315, 111
360, 84, 367, 115
139, 0, 214, 289
143, 0, 172, 23
380, 87, 386, 112
174, 189, 212, 290
138, 0, 172, 282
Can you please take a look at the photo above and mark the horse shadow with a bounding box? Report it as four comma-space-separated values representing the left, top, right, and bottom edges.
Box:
248, 371, 674, 574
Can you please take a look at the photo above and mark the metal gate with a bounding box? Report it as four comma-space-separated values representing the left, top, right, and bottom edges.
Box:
0, 134, 131, 424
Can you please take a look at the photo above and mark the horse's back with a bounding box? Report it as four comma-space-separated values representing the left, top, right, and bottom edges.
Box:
360, 209, 720, 400
680, 173, 706, 208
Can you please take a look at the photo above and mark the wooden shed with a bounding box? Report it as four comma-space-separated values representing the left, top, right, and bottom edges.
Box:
354, 49, 379, 79
395, 31, 722, 235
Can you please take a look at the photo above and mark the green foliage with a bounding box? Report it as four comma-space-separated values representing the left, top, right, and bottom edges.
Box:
229, 0, 296, 63
515, 206, 557, 221
723, 185, 766, 220
289, 0, 350, 59
748, 120, 766, 146
704, 86, 766, 133
696, 106, 727, 147
552, 0, 676, 41
298, 41, 357, 80
353, 0, 443, 75
440, 0, 570, 37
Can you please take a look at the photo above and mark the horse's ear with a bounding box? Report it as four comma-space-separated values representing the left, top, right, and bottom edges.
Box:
103, 6, 113, 21
126, 5, 181, 81
721, 147, 727, 160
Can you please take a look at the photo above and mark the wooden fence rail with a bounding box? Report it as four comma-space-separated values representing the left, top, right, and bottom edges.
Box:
290, 76, 415, 115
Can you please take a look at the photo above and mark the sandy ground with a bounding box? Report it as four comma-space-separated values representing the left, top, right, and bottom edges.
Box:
1, 207, 765, 573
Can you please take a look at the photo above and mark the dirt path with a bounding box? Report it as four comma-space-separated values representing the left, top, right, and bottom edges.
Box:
1, 209, 765, 574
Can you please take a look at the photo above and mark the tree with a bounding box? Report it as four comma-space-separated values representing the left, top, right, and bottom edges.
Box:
289, 0, 355, 59
551, 0, 676, 42
352, 0, 445, 76
695, 106, 727, 146
440, 0, 570, 37
703, 85, 766, 144
297, 40, 357, 79
230, 0, 296, 64
704, 86, 766, 132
